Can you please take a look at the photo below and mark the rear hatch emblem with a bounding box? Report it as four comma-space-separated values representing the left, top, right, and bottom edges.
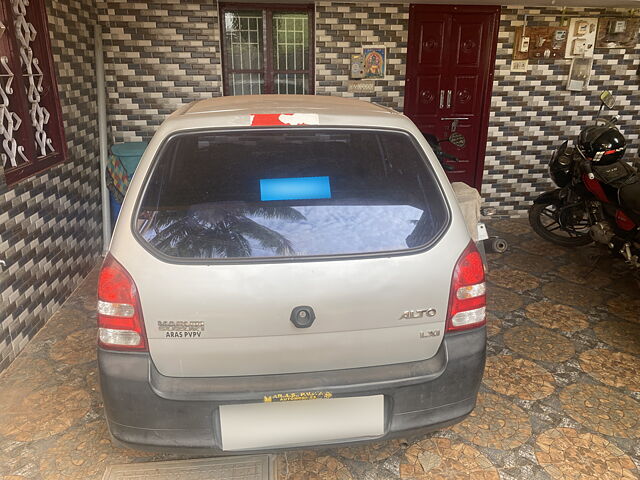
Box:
399, 309, 436, 320
158, 320, 205, 338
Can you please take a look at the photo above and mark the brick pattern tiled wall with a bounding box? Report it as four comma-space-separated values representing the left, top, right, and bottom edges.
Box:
314, 4, 640, 215
314, 2, 408, 111
0, 0, 102, 373
484, 6, 640, 214
99, 3, 640, 216
97, 0, 223, 143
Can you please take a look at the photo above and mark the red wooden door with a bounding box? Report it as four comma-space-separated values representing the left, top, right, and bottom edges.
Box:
404, 5, 500, 188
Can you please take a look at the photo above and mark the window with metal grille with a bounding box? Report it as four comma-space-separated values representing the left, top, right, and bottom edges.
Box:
0, 0, 66, 185
220, 4, 314, 96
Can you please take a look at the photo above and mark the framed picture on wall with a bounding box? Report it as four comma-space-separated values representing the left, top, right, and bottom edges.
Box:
363, 46, 386, 79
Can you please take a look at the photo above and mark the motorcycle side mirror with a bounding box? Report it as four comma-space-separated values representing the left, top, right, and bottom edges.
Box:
449, 132, 466, 149
600, 91, 616, 109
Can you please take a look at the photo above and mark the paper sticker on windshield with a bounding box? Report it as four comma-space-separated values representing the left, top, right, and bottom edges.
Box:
250, 113, 320, 126
158, 321, 204, 338
260, 176, 331, 201
263, 391, 333, 403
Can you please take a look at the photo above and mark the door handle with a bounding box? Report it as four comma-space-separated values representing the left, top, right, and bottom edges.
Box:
446, 90, 452, 109
439, 90, 445, 109
440, 117, 469, 121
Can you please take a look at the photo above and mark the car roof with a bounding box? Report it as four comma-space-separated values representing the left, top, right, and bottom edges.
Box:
160, 95, 409, 133
181, 95, 396, 116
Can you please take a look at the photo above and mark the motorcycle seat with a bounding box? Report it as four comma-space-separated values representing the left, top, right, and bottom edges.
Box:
619, 179, 640, 214
593, 161, 640, 213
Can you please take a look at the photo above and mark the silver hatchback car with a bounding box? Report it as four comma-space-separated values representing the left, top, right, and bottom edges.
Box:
97, 95, 486, 453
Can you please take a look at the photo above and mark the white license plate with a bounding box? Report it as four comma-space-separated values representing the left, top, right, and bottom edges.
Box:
219, 395, 384, 451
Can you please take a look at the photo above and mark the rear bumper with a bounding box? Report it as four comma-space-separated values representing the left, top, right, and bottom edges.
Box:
98, 327, 486, 454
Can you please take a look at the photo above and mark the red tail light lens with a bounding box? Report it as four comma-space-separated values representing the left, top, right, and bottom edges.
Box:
446, 242, 486, 332
97, 254, 148, 351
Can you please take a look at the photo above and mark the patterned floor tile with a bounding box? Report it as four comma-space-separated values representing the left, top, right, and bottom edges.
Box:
38, 421, 154, 480
559, 383, 640, 438
486, 267, 540, 293
451, 393, 532, 450
606, 295, 640, 324
541, 280, 604, 309
502, 252, 556, 275
401, 437, 499, 480
503, 326, 576, 363
579, 349, 640, 392
486, 313, 502, 337
483, 355, 556, 400
0, 440, 39, 478
47, 328, 97, 366
0, 384, 91, 441
0, 356, 56, 400
486, 286, 524, 312
490, 220, 532, 236
555, 264, 612, 289
524, 301, 589, 332
516, 239, 569, 258
593, 320, 640, 355
2, 218, 640, 480
535, 427, 637, 480
336, 439, 405, 463
277, 451, 353, 480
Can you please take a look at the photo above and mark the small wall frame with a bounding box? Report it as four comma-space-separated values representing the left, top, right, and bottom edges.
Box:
567, 57, 593, 91
362, 46, 386, 79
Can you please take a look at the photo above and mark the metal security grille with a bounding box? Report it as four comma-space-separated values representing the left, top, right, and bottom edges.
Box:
273, 13, 309, 94
13, 0, 53, 158
0, 53, 28, 167
0, 0, 66, 185
225, 12, 263, 95
221, 4, 313, 96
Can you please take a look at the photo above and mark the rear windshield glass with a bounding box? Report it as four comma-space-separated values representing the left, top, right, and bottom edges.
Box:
135, 129, 448, 260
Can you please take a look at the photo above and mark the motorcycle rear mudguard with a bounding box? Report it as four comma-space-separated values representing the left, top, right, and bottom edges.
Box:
533, 189, 562, 204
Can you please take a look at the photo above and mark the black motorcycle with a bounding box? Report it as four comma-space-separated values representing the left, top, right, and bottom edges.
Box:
529, 91, 640, 268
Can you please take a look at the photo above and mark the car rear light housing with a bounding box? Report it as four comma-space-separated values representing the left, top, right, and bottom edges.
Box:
97, 254, 148, 351
446, 241, 486, 332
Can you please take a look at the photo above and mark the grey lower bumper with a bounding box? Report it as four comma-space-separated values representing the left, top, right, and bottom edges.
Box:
98, 327, 486, 453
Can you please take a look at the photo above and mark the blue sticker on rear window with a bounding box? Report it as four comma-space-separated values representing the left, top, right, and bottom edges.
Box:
260, 176, 332, 201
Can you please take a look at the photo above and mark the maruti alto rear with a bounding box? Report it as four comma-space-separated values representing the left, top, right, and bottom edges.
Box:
97, 95, 486, 453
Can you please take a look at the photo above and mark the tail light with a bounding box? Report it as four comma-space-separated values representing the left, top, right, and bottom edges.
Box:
446, 242, 486, 332
97, 254, 148, 351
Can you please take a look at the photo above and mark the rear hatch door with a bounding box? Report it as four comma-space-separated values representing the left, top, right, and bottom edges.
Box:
127, 127, 459, 377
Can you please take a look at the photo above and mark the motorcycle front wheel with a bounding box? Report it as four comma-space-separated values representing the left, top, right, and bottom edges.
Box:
528, 201, 593, 247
